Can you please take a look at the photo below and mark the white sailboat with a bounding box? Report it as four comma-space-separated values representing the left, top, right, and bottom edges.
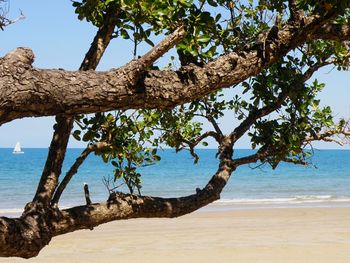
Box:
13, 142, 24, 154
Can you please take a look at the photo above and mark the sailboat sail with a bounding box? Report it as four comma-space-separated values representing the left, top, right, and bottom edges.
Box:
13, 142, 24, 154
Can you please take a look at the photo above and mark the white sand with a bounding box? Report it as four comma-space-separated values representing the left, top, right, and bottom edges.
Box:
2, 207, 350, 263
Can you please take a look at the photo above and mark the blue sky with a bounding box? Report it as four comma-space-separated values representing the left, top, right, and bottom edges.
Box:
1, 1, 350, 149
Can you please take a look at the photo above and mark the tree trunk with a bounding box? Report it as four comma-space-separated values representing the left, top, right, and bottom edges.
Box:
0, 5, 349, 259
0, 145, 235, 258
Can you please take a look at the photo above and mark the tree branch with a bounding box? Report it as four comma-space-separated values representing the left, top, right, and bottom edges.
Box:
32, 6, 121, 206
180, 130, 220, 162
305, 126, 350, 146
52, 140, 235, 235
0, 1, 25, 30
0, 136, 235, 258
0, 8, 128, 258
230, 92, 288, 143
303, 53, 350, 81
0, 11, 348, 125
51, 146, 94, 205
231, 148, 272, 167
229, 50, 341, 144
131, 25, 186, 70
32, 115, 74, 205
79, 7, 120, 71
310, 23, 350, 42
119, 25, 187, 86
51, 142, 111, 205
51, 6, 123, 201
206, 114, 224, 139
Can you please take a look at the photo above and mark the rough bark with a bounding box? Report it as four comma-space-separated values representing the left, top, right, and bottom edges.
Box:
0, 135, 235, 258
0, 16, 349, 125
0, 214, 51, 258
79, 7, 120, 71
0, 9, 190, 259
0, 8, 122, 258
33, 115, 74, 204
1, 7, 350, 259
51, 137, 235, 235
1, 111, 73, 259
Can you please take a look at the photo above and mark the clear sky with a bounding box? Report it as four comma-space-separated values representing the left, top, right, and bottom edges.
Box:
1, 1, 350, 149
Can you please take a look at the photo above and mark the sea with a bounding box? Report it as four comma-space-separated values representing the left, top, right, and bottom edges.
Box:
1, 148, 350, 216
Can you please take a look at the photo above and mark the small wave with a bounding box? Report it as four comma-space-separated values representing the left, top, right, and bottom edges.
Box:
215, 195, 350, 205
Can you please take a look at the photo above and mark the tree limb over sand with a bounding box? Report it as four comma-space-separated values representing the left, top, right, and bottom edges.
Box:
2, 1, 350, 259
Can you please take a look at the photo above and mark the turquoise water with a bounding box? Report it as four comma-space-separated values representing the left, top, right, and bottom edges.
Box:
0, 149, 350, 214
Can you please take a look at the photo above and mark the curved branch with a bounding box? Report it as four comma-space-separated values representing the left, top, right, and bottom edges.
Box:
133, 25, 186, 70
50, 6, 125, 204
232, 123, 350, 168
51, 146, 94, 205
79, 7, 120, 71
229, 50, 340, 144
0, 3, 25, 30
193, 130, 220, 145
230, 92, 288, 143
32, 115, 74, 204
1, 11, 349, 124
206, 114, 224, 139
232, 148, 272, 167
180, 130, 220, 162
311, 23, 350, 42
0, 137, 235, 258
32, 6, 122, 206
52, 144, 235, 235
52, 142, 112, 205
305, 125, 350, 146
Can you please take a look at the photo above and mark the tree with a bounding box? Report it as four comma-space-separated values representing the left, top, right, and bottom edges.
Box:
0, 0, 24, 30
1, 0, 350, 258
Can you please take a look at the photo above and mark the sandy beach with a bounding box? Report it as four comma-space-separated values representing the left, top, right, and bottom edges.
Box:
1, 207, 350, 263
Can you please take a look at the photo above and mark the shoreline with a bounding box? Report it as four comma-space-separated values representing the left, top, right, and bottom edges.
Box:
1, 206, 350, 263
2, 199, 350, 218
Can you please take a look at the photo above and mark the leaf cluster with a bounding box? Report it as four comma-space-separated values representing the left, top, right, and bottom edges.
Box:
71, 0, 350, 190
74, 111, 161, 194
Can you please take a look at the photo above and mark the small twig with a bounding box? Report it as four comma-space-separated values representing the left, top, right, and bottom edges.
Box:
199, 0, 206, 11
84, 183, 92, 206
102, 175, 124, 194
207, 114, 224, 138
0, 8, 25, 30
126, 25, 187, 71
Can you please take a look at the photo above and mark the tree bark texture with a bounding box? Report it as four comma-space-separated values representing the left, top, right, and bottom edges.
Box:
1, 7, 350, 259
0, 138, 235, 258
0, 19, 349, 125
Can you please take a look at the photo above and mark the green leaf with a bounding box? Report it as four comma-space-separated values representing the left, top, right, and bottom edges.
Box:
72, 130, 81, 141
207, 0, 218, 7
120, 29, 130, 39
145, 38, 155, 47
152, 155, 161, 161
197, 35, 211, 43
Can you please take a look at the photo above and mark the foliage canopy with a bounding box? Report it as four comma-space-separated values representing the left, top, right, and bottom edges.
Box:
1, 0, 350, 258
71, 0, 350, 192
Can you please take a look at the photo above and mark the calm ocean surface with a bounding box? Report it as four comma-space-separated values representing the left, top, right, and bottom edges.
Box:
0, 148, 350, 215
